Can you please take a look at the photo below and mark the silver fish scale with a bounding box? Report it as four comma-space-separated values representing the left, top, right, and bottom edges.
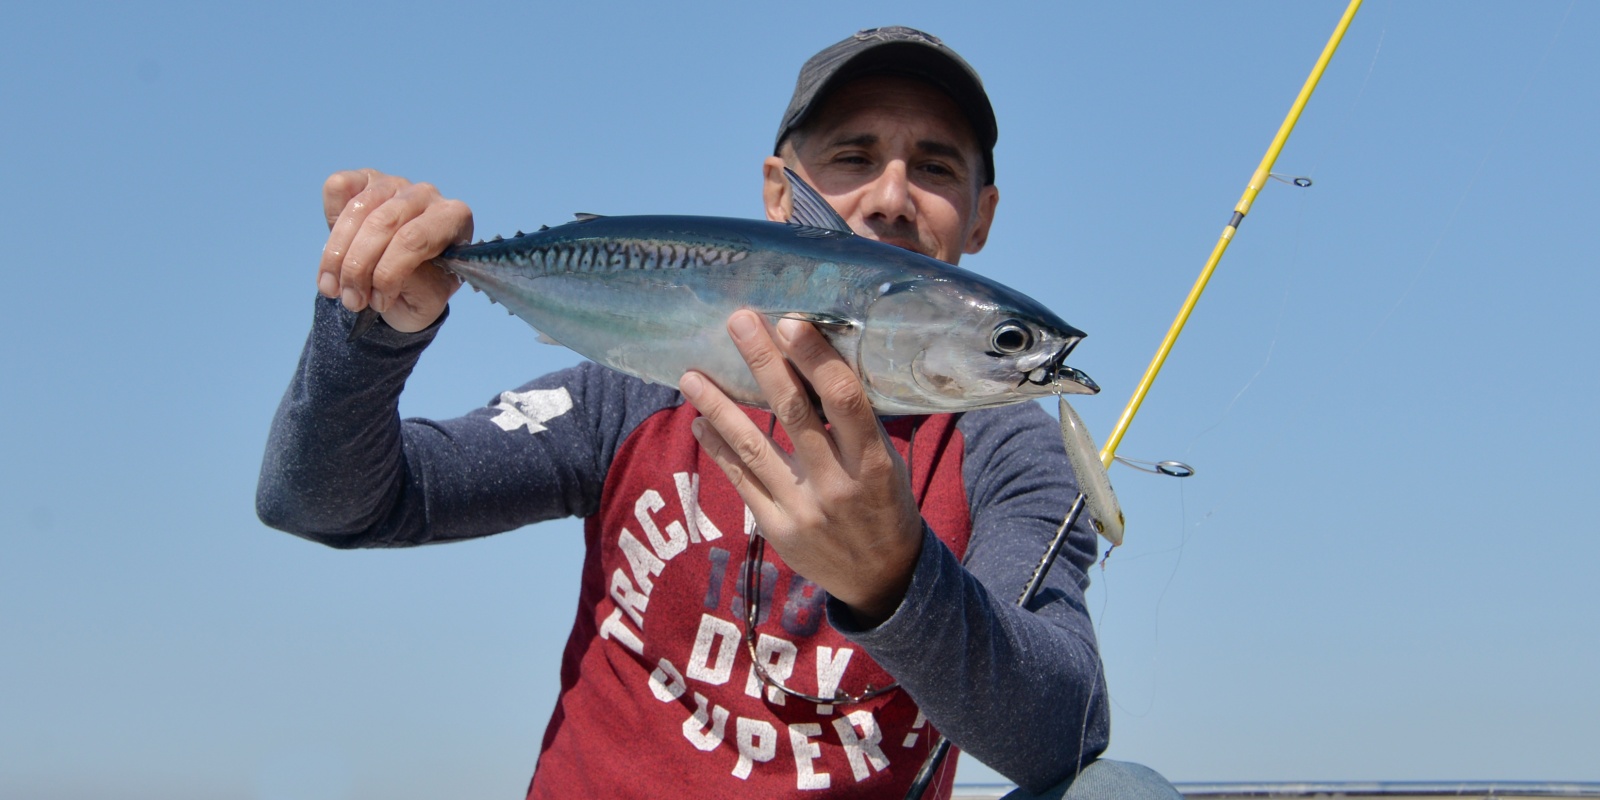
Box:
471, 239, 749, 275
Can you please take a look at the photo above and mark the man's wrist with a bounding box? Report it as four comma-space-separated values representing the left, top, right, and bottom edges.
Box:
832, 523, 927, 630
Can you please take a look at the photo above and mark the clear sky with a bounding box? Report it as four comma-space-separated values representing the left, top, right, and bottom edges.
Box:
2, 1, 1596, 797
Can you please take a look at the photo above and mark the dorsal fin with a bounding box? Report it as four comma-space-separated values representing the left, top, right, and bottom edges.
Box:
573, 212, 604, 223
784, 168, 852, 235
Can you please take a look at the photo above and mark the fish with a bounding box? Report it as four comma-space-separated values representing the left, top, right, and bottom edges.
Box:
353, 169, 1098, 415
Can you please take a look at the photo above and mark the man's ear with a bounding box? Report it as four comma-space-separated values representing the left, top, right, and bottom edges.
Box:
964, 184, 1000, 254
762, 156, 792, 222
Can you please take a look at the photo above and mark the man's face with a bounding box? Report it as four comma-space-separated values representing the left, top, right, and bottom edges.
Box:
771, 75, 999, 265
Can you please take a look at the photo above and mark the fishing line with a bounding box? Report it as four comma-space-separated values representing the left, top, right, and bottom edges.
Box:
1095, 0, 1364, 469
1106, 476, 1192, 720
1180, 164, 1304, 520
913, 1, 1372, 793
1179, 280, 1289, 458
1094, 11, 1350, 694
1365, 0, 1574, 339
1187, 0, 1576, 529
1305, 0, 1390, 181
1055, 5, 1363, 792
1181, 2, 1386, 461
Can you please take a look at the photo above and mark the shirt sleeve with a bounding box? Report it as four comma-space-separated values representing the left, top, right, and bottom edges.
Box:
826, 401, 1109, 793
255, 296, 677, 548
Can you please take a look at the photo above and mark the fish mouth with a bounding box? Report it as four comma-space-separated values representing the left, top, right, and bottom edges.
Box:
1022, 345, 1099, 395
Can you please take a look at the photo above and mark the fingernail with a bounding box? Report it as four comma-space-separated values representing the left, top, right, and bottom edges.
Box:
728, 313, 760, 342
341, 287, 362, 310
370, 289, 386, 313
318, 273, 337, 297
690, 417, 707, 439
776, 317, 803, 342
680, 372, 703, 400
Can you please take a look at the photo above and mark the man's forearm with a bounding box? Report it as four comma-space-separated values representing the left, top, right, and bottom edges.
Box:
255, 297, 443, 547
828, 526, 1109, 793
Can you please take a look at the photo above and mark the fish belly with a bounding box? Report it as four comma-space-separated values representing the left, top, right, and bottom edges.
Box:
451, 260, 838, 407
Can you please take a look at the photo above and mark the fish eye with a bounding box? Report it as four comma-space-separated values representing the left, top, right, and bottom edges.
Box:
991, 321, 1033, 355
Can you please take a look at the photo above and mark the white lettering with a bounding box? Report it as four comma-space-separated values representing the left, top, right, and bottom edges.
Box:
744, 505, 758, 537
597, 608, 643, 655
742, 633, 798, 705
618, 528, 665, 595
609, 568, 649, 628
732, 717, 776, 780
488, 387, 572, 434
649, 658, 686, 702
832, 710, 889, 782
681, 692, 729, 751
815, 646, 854, 715
903, 710, 926, 748
673, 471, 724, 542
635, 489, 688, 560
686, 613, 740, 685
788, 722, 830, 790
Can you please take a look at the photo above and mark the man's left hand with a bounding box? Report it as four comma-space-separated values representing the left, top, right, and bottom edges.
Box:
679, 310, 924, 627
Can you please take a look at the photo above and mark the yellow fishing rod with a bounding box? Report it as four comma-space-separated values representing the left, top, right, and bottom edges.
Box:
907, 5, 1366, 798
1098, 0, 1364, 469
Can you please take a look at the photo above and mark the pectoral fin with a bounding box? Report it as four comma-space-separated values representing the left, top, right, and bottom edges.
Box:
763, 310, 856, 330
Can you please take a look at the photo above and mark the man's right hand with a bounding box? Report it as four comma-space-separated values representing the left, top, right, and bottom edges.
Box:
318, 169, 474, 333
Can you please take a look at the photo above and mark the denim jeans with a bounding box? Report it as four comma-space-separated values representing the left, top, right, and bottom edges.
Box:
1000, 760, 1183, 800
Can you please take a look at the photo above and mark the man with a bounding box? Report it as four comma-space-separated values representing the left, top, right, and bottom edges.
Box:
259, 26, 1180, 799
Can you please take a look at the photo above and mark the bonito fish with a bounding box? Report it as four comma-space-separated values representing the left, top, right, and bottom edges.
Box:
356, 170, 1098, 415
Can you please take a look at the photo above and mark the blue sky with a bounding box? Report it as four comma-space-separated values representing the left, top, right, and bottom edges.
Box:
2, 1, 1596, 797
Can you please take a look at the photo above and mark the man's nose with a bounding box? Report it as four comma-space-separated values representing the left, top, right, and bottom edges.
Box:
859, 161, 915, 222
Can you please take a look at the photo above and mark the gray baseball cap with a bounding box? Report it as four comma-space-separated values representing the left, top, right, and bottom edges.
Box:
775, 26, 998, 185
